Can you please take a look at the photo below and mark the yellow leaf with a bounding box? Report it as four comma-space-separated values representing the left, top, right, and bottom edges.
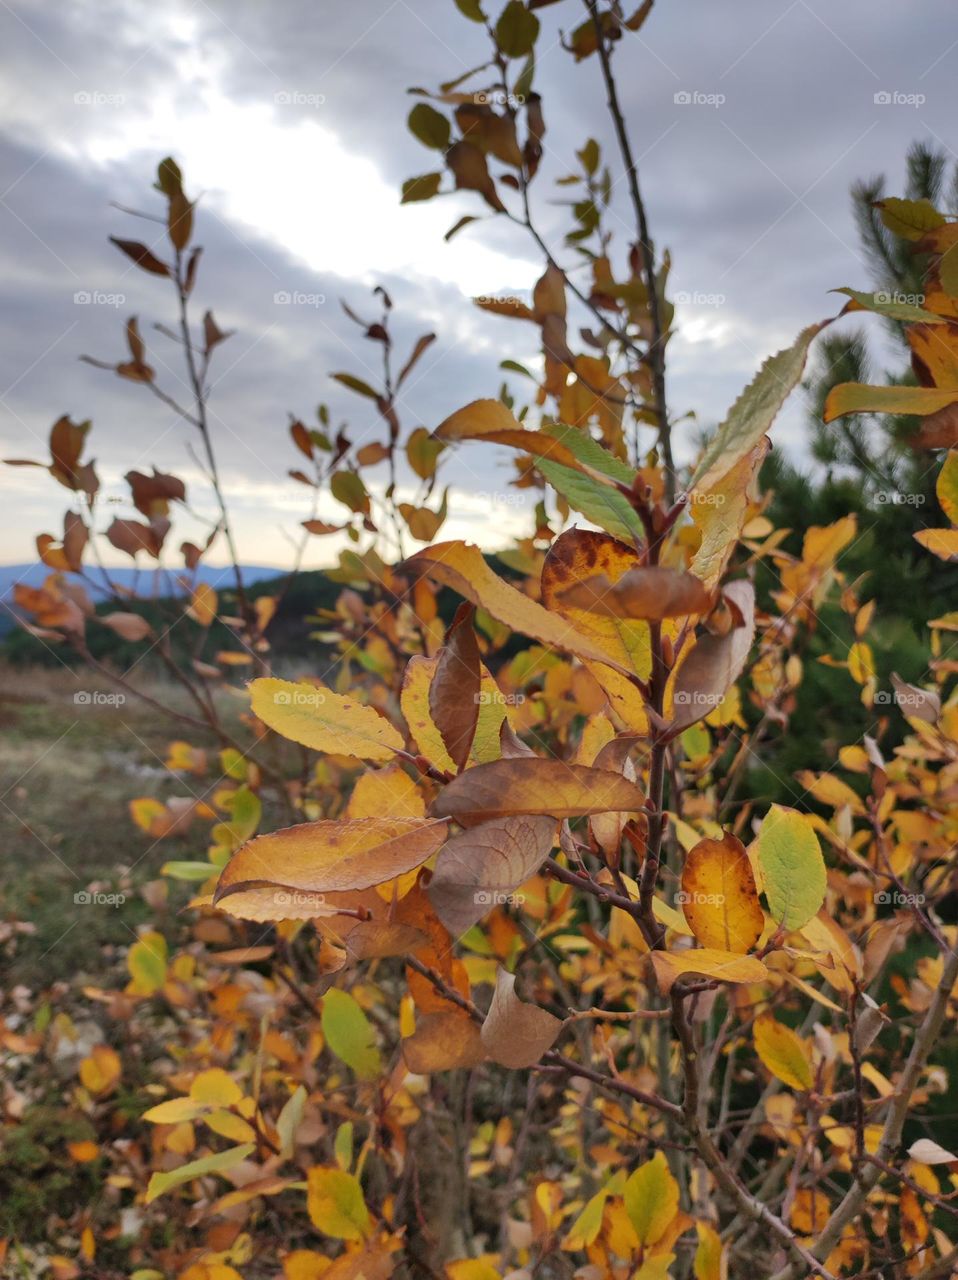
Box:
541, 528, 651, 677
694, 1221, 726, 1280
188, 582, 217, 626
250, 677, 404, 761
847, 641, 874, 685
914, 527, 958, 560
306, 1167, 370, 1241
794, 771, 865, 815
190, 1067, 244, 1107
753, 1013, 813, 1090
79, 1044, 122, 1096
623, 1152, 679, 1246
143, 1097, 208, 1124
203, 1109, 258, 1143
283, 1251, 332, 1280
650, 948, 768, 994
680, 832, 764, 953
400, 655, 457, 773
346, 764, 425, 820
406, 541, 633, 674
824, 383, 958, 423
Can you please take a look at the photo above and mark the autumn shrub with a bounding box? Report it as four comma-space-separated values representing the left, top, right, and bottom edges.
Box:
3, 4, 958, 1279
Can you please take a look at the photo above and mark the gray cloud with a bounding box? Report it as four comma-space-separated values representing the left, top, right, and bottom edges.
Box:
2, 0, 955, 564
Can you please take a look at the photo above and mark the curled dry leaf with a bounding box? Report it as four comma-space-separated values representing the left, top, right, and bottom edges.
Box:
428, 813, 556, 935
429, 602, 481, 772
559, 565, 713, 622
671, 579, 755, 731
431, 758, 645, 823
100, 611, 152, 643
680, 832, 764, 954
403, 1010, 485, 1073
480, 968, 562, 1068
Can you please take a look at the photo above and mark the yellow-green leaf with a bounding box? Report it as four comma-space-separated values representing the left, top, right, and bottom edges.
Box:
823, 383, 958, 424
321, 989, 382, 1080
758, 806, 827, 932
250, 677, 403, 761
753, 1012, 813, 1090
145, 1143, 255, 1203
306, 1166, 370, 1240
623, 1152, 680, 1246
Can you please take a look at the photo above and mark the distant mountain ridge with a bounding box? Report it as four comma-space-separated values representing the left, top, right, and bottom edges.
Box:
0, 562, 285, 633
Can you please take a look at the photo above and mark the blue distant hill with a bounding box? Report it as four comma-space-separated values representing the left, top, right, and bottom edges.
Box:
0, 563, 285, 633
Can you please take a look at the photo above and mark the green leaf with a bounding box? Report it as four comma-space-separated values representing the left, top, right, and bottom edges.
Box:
161, 860, 219, 882
495, 0, 539, 57
453, 0, 486, 21
408, 103, 450, 150
537, 423, 642, 541
331, 372, 378, 399
691, 322, 826, 493
145, 1143, 255, 1203
219, 785, 261, 845
758, 806, 827, 932
331, 470, 370, 514
877, 197, 945, 242
334, 1121, 354, 1171
321, 989, 382, 1079
402, 172, 442, 204
623, 1152, 680, 1246
833, 287, 946, 325
276, 1084, 306, 1159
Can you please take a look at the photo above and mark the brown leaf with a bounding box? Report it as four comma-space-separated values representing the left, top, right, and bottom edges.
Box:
480, 968, 562, 1068
432, 758, 645, 822
214, 817, 448, 913
559, 565, 713, 622
106, 517, 169, 560
100, 612, 152, 642
403, 1010, 485, 1073
428, 814, 556, 934
429, 602, 481, 773
672, 580, 754, 729
446, 140, 505, 212
109, 237, 169, 276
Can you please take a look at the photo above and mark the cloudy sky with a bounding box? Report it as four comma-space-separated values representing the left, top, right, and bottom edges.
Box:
1, 0, 954, 570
